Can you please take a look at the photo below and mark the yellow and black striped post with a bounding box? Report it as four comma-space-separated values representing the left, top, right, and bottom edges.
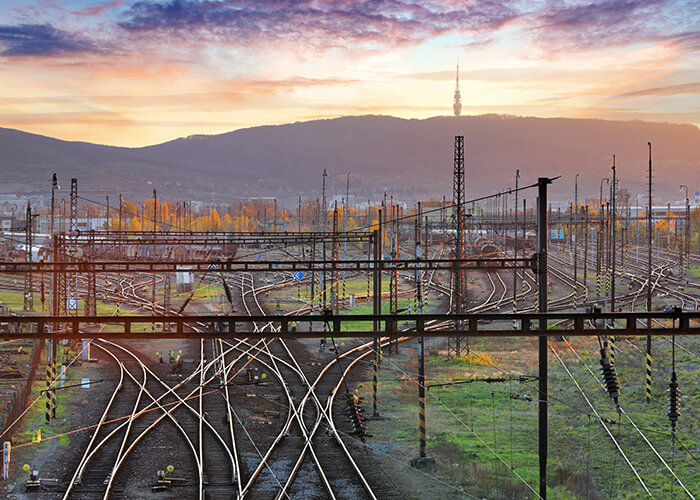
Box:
45, 360, 52, 424
645, 349, 652, 401
372, 355, 378, 417
609, 336, 615, 366
595, 272, 600, 297
418, 334, 427, 458
51, 359, 57, 418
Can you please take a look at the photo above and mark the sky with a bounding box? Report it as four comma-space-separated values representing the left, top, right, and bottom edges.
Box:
0, 0, 698, 147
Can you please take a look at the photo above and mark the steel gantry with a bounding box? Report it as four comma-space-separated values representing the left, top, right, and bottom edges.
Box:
7, 311, 699, 339
0, 256, 538, 274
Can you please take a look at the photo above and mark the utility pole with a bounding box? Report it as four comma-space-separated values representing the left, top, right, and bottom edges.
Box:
415, 209, 425, 456
322, 169, 328, 311
598, 178, 608, 298
48, 174, 59, 422
372, 209, 382, 417
583, 206, 588, 290
343, 173, 350, 308
152, 189, 157, 332
23, 202, 33, 311
537, 177, 551, 499
667, 203, 671, 250
513, 170, 520, 328
610, 157, 617, 363
410, 202, 434, 469
611, 158, 617, 315
681, 185, 689, 280
646, 142, 653, 402
573, 174, 578, 308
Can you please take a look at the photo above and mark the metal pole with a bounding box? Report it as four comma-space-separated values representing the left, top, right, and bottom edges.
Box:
513, 170, 519, 327
152, 190, 157, 333
610, 157, 617, 361
646, 142, 653, 402
451, 135, 465, 357
574, 174, 578, 308
48, 174, 57, 423
666, 203, 671, 250
611, 159, 617, 314
372, 222, 381, 417
684, 186, 690, 282
322, 169, 328, 310
537, 177, 551, 499
415, 206, 426, 458
344, 174, 350, 305
584, 206, 588, 290
376, 209, 383, 369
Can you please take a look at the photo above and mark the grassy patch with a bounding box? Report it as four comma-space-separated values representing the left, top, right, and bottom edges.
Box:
362, 333, 698, 499
0, 290, 25, 310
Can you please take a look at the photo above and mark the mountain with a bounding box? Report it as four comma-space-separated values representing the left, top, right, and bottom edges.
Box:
1, 115, 699, 205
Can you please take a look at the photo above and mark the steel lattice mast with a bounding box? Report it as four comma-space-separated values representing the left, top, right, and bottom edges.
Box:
453, 63, 462, 117
449, 136, 465, 356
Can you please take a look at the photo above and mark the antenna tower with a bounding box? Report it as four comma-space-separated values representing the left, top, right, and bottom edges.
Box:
453, 63, 462, 116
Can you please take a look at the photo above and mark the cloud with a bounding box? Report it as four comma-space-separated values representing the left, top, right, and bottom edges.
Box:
0, 23, 99, 56
616, 81, 700, 97
530, 0, 687, 50
72, 0, 125, 17
117, 0, 518, 48
664, 30, 700, 51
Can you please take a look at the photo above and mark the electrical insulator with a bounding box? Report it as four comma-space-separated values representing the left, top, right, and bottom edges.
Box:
600, 351, 620, 406
667, 371, 681, 429
222, 279, 233, 304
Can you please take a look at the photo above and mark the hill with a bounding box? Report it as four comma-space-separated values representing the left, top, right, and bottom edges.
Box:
1, 115, 698, 204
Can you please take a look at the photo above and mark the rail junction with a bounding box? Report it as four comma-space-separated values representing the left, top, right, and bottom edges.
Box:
0, 143, 697, 499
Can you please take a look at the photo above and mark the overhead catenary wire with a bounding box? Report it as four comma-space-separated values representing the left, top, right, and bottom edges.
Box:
564, 338, 696, 497
349, 180, 549, 234
550, 345, 651, 495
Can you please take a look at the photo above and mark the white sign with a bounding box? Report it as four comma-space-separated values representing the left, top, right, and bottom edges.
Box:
67, 296, 79, 311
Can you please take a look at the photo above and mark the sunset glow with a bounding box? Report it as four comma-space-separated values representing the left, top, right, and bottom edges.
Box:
1, 0, 698, 146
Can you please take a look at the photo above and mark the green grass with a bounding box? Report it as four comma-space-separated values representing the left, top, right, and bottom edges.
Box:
285, 276, 392, 303
360, 333, 699, 499
0, 290, 26, 310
